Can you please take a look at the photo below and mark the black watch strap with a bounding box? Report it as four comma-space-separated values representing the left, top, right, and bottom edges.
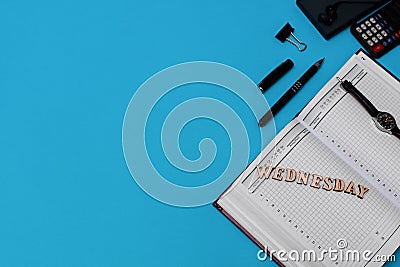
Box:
392, 127, 400, 139
340, 80, 379, 117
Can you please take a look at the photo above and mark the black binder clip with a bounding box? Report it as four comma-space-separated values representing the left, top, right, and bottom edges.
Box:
275, 23, 307, 52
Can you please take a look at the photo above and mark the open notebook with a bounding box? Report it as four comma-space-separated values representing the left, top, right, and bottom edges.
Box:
214, 50, 400, 267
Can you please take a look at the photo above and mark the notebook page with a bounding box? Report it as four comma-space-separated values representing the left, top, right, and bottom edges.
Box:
298, 51, 400, 208
218, 120, 400, 267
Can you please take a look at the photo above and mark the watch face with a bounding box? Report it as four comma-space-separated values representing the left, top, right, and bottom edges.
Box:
376, 112, 397, 131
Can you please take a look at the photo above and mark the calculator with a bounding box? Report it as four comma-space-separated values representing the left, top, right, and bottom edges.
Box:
351, 0, 400, 58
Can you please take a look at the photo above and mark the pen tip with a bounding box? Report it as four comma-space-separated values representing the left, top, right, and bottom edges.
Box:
258, 119, 266, 127
315, 58, 325, 67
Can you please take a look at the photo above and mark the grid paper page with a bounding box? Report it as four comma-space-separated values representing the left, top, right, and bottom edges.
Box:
299, 51, 400, 208
240, 122, 400, 267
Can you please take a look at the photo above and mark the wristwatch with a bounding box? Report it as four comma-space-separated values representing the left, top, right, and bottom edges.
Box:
338, 78, 400, 139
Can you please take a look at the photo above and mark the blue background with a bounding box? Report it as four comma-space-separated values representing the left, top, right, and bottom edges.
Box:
1, 0, 399, 266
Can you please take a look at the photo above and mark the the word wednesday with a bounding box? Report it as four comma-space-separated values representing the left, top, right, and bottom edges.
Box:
256, 165, 370, 199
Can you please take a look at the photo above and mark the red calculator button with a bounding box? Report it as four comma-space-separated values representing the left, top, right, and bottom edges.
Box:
373, 43, 384, 53
396, 30, 400, 39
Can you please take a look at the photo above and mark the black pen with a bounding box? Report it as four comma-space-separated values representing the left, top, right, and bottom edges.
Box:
258, 58, 325, 127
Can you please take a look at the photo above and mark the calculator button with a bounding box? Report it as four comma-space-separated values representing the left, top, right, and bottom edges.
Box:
387, 37, 394, 44
366, 30, 373, 36
383, 40, 388, 46
356, 27, 362, 33
361, 24, 367, 30
382, 30, 388, 37
370, 17, 376, 23
376, 13, 382, 19
361, 33, 368, 39
395, 31, 400, 39
367, 40, 374, 46
383, 20, 389, 25
371, 27, 377, 33
389, 26, 395, 33
372, 37, 378, 43
377, 33, 383, 40
365, 21, 372, 27
376, 24, 382, 30
373, 44, 384, 53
